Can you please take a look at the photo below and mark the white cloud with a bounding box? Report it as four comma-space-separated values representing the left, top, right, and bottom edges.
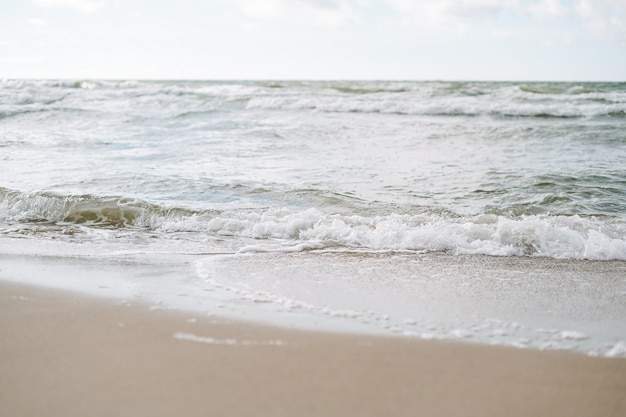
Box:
27, 18, 48, 27
0, 56, 48, 64
576, 0, 626, 42
390, 0, 519, 21
387, 0, 626, 45
387, 0, 522, 35
233, 0, 361, 26
528, 0, 568, 18
32, 0, 106, 13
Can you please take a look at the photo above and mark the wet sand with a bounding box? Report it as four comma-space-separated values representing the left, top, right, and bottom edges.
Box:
1, 280, 625, 417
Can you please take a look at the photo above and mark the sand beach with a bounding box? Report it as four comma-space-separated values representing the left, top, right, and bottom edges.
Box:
2, 280, 625, 417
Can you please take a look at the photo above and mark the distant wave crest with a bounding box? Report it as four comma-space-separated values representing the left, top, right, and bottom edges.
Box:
2, 80, 625, 120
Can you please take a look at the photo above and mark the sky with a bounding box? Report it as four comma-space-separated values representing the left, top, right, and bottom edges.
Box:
1, 0, 625, 80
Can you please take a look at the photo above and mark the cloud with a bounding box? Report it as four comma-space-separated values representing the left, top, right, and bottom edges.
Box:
385, 0, 522, 37
32, 0, 105, 13
226, 0, 626, 43
528, 0, 568, 19
390, 0, 519, 21
233, 0, 361, 26
27, 18, 48, 27
386, 0, 626, 45
576, 0, 626, 42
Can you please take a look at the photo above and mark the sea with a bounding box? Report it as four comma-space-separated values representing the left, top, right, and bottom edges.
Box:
1, 79, 625, 357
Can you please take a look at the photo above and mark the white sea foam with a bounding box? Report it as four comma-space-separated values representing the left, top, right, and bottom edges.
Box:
3, 80, 624, 120
195, 209, 626, 260
559, 331, 590, 341
173, 332, 285, 346
2, 188, 625, 260
606, 341, 626, 358
194, 252, 626, 358
244, 83, 626, 118
245, 95, 626, 118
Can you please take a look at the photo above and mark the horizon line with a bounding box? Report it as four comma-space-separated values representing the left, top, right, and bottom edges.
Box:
3, 77, 625, 83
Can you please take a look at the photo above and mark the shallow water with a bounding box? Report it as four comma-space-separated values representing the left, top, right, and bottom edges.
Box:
2, 250, 625, 358
1, 80, 625, 356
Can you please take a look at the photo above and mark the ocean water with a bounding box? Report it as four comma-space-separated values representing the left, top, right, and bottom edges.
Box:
1, 79, 626, 356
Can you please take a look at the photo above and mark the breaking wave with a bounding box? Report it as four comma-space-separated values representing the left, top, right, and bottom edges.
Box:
2, 188, 625, 260
2, 79, 625, 119
0, 188, 208, 229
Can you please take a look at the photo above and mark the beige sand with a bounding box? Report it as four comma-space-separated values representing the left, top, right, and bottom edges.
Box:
1, 280, 625, 417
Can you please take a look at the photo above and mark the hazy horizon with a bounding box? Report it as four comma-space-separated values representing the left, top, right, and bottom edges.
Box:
3, 78, 626, 83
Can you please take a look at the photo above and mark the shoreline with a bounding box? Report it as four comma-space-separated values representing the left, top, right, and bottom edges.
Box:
2, 280, 625, 417
2, 251, 626, 358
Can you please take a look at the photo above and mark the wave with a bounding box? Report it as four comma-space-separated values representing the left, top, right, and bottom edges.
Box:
2, 188, 625, 260
239, 82, 626, 118
0, 106, 94, 121
244, 95, 626, 118
0, 188, 210, 229
3, 80, 625, 120
205, 209, 626, 260
519, 83, 626, 96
